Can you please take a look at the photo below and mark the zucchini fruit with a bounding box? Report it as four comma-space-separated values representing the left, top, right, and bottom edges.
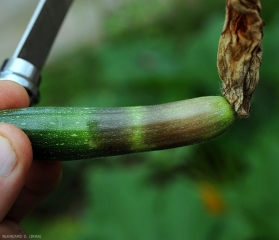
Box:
0, 96, 235, 160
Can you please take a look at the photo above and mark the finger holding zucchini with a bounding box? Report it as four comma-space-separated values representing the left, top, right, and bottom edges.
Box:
0, 96, 235, 160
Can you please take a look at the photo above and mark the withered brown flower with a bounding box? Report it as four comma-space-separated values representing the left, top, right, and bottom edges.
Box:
217, 0, 264, 117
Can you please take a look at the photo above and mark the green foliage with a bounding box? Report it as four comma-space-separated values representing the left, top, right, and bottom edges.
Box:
79, 166, 214, 240
21, 1, 279, 239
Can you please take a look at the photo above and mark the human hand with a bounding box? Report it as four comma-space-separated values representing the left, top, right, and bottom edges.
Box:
0, 81, 62, 238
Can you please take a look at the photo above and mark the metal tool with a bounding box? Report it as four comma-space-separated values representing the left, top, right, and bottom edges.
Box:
0, 0, 73, 105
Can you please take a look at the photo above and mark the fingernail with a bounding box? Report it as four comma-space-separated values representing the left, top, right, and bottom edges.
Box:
0, 135, 17, 177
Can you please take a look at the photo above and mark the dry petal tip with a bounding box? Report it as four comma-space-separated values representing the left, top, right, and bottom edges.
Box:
217, 0, 264, 117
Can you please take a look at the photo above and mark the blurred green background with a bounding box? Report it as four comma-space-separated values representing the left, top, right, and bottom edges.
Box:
18, 0, 279, 239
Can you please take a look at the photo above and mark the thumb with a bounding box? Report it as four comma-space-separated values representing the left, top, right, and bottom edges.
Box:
0, 135, 17, 177
0, 123, 32, 222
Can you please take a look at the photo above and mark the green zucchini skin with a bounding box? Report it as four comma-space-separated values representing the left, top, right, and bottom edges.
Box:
0, 96, 235, 160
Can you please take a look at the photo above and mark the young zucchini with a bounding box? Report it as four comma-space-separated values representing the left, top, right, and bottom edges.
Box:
0, 96, 235, 160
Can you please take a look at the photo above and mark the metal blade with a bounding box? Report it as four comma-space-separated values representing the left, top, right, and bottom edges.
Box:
14, 0, 73, 71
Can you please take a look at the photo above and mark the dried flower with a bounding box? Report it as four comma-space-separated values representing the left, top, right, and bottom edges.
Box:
217, 0, 264, 117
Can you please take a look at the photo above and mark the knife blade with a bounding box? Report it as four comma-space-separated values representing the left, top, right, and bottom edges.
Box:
0, 0, 73, 105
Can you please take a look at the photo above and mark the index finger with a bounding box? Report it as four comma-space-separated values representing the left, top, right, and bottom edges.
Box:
0, 80, 30, 109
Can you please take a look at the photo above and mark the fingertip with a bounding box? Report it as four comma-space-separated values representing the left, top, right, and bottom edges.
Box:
0, 123, 33, 176
0, 81, 30, 109
0, 124, 33, 221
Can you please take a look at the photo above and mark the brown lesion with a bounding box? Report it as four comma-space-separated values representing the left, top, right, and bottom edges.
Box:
235, 14, 248, 39
217, 0, 264, 117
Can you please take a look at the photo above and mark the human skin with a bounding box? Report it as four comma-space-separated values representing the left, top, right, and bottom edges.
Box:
0, 81, 62, 238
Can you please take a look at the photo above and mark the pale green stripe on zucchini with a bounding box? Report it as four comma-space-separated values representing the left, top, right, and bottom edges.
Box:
0, 96, 235, 160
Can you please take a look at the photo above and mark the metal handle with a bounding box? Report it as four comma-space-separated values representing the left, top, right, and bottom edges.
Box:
0, 58, 41, 105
